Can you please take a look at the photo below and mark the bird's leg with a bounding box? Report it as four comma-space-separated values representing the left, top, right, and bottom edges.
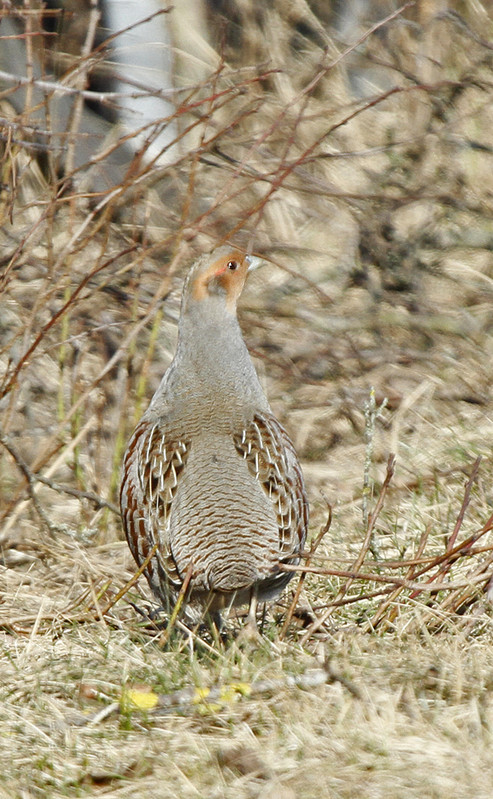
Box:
211, 610, 223, 633
128, 601, 167, 626
202, 591, 225, 643
259, 602, 267, 634
236, 588, 261, 643
247, 590, 258, 629
245, 588, 259, 633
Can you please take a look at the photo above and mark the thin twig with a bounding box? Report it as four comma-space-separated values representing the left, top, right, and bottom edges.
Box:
281, 563, 490, 594
409, 460, 485, 600
447, 456, 481, 552
367, 523, 431, 630
280, 502, 332, 640
32, 473, 119, 515
98, 543, 159, 617
64, 0, 100, 178
158, 562, 194, 647
300, 455, 396, 644
363, 389, 388, 556
0, 431, 59, 538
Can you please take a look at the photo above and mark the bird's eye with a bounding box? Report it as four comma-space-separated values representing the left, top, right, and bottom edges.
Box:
227, 260, 239, 271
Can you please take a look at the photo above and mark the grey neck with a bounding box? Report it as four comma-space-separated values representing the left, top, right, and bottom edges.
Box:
149, 297, 269, 429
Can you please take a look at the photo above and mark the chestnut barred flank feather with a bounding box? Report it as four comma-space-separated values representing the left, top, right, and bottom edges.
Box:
120, 247, 308, 622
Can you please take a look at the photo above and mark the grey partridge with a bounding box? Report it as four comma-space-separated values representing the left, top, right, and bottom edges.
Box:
120, 246, 308, 627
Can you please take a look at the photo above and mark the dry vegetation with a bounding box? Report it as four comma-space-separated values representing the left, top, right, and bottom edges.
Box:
2, 1, 493, 796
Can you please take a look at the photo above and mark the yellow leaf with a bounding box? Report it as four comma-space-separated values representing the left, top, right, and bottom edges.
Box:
192, 682, 252, 713
192, 687, 211, 703
228, 682, 251, 697
122, 688, 159, 711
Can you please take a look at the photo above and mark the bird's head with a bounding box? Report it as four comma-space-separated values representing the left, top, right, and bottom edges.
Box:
183, 246, 261, 314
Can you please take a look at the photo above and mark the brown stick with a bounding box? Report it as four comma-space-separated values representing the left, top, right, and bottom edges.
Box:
279, 503, 332, 640
300, 454, 396, 645
158, 562, 194, 648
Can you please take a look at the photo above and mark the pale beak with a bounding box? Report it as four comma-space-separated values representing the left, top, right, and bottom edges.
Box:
245, 254, 263, 272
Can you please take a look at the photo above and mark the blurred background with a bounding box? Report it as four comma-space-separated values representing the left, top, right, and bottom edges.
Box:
1, 0, 493, 600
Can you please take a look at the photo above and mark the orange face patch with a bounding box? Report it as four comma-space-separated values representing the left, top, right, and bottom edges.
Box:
192, 250, 249, 309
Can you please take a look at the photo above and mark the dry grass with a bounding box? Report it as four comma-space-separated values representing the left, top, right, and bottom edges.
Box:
2, 1, 493, 796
